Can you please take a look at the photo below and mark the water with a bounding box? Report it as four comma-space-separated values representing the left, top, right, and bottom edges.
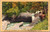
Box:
7, 22, 31, 30
23, 22, 30, 26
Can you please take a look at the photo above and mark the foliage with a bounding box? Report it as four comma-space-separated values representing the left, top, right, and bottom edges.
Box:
2, 2, 48, 17
2, 2, 12, 14
21, 6, 30, 12
5, 7, 20, 17
17, 2, 24, 9
31, 19, 48, 30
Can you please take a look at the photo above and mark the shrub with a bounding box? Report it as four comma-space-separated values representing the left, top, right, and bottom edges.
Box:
5, 7, 20, 17
31, 19, 48, 30
2, 2, 12, 14
21, 6, 30, 12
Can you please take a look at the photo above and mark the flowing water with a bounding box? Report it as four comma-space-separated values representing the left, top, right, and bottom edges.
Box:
7, 22, 31, 30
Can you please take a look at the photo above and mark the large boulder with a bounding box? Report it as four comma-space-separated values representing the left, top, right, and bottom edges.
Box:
18, 12, 32, 17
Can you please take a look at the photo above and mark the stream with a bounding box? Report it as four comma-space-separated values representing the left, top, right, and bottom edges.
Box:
7, 22, 31, 30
